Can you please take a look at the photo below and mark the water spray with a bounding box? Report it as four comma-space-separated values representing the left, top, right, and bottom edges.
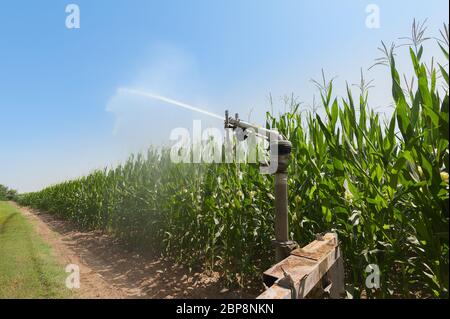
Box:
119, 88, 225, 120
118, 87, 297, 261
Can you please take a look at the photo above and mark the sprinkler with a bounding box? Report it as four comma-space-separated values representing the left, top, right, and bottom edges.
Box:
224, 111, 297, 262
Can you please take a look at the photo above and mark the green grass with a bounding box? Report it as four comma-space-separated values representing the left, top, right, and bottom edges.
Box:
0, 201, 71, 298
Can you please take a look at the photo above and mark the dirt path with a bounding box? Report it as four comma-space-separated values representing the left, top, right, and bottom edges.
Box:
13, 203, 256, 299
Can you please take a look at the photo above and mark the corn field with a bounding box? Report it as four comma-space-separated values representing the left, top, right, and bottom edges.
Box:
19, 22, 449, 298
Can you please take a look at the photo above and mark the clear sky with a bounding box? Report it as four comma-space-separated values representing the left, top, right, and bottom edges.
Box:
0, 0, 448, 192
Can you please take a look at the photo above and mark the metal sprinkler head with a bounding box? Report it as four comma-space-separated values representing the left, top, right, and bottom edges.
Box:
224, 110, 297, 262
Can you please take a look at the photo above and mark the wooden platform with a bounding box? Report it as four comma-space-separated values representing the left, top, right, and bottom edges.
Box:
257, 233, 345, 299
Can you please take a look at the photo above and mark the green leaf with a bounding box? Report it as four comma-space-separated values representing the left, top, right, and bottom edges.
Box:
333, 159, 344, 171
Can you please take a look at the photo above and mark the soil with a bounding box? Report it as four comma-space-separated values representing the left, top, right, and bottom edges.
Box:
12, 203, 259, 299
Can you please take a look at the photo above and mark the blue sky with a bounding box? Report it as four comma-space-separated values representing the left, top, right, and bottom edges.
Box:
0, 0, 448, 192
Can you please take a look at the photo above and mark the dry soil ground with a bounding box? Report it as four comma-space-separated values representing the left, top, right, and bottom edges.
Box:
13, 203, 257, 299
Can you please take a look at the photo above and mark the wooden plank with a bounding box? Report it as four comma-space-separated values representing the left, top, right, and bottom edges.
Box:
291, 242, 335, 261
263, 255, 316, 282
327, 250, 345, 298
257, 233, 343, 299
296, 245, 341, 298
257, 284, 291, 299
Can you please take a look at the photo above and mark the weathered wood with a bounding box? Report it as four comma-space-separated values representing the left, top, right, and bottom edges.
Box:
257, 284, 291, 299
296, 242, 341, 298
257, 233, 344, 299
327, 250, 345, 298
